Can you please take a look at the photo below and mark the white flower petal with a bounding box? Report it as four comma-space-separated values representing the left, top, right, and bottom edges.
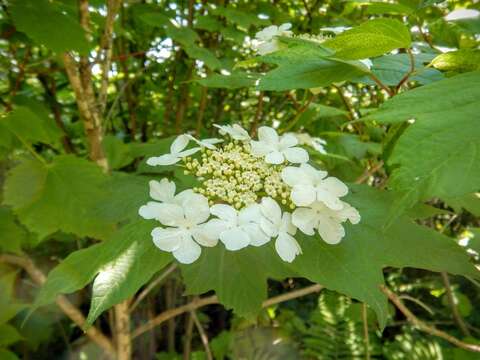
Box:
260, 197, 282, 223
321, 177, 349, 197
183, 194, 210, 224
338, 202, 361, 224
316, 188, 344, 211
256, 25, 278, 41
258, 126, 279, 146
139, 202, 164, 220
300, 163, 327, 183
279, 23, 292, 31
201, 218, 230, 239
220, 228, 250, 251
171, 135, 190, 154
279, 133, 298, 149
151, 227, 182, 252
156, 203, 185, 227
191, 225, 219, 247
250, 140, 272, 157
231, 124, 251, 140
257, 41, 279, 55
211, 204, 238, 224
172, 235, 202, 264
149, 179, 175, 202
311, 138, 327, 154
281, 166, 309, 186
146, 154, 180, 166
318, 215, 345, 244
283, 147, 309, 163
238, 203, 262, 224
241, 223, 270, 247
275, 232, 301, 263
260, 217, 278, 237
265, 151, 285, 164
214, 123, 250, 140
174, 189, 195, 205
186, 134, 222, 149
177, 147, 201, 159
291, 185, 316, 207
292, 208, 317, 236
280, 212, 296, 236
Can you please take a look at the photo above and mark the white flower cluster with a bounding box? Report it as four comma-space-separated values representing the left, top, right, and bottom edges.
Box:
251, 23, 373, 70
139, 124, 360, 264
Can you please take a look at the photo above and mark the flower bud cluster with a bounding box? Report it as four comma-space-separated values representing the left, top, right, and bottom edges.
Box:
184, 142, 291, 209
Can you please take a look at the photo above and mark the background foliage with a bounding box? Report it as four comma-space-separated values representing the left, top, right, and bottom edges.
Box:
0, 0, 479, 359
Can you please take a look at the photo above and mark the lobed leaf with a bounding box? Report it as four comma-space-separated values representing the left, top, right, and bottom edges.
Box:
3, 156, 115, 240
323, 19, 411, 60
364, 71, 480, 222
180, 185, 479, 327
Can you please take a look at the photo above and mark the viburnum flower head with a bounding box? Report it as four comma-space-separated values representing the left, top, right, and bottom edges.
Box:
139, 123, 360, 264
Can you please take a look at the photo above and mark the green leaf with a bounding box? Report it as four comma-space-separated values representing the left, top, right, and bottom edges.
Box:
324, 133, 381, 160
467, 228, 480, 254
418, 0, 446, 8
431, 49, 480, 73
86, 221, 171, 325
166, 26, 200, 46
445, 194, 480, 217
253, 40, 368, 91
34, 219, 167, 311
185, 45, 222, 70
0, 324, 23, 346
254, 46, 364, 91
0, 349, 19, 360
103, 136, 134, 170
181, 186, 479, 327
323, 19, 411, 60
220, 26, 246, 44
365, 72, 480, 220
210, 331, 233, 360
291, 185, 478, 328
196, 73, 258, 89
210, 7, 267, 28
10, 0, 90, 54
0, 207, 29, 254
365, 71, 480, 124
363, 2, 414, 15
93, 173, 151, 224
258, 58, 366, 91
134, 6, 171, 27
442, 291, 472, 317
0, 272, 25, 324
181, 243, 293, 317
0, 107, 61, 149
407, 203, 451, 220
195, 16, 222, 32
356, 53, 444, 86
12, 311, 54, 351
3, 156, 115, 240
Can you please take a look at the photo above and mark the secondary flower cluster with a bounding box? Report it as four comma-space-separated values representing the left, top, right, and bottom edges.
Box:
251, 23, 373, 70
139, 124, 360, 264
